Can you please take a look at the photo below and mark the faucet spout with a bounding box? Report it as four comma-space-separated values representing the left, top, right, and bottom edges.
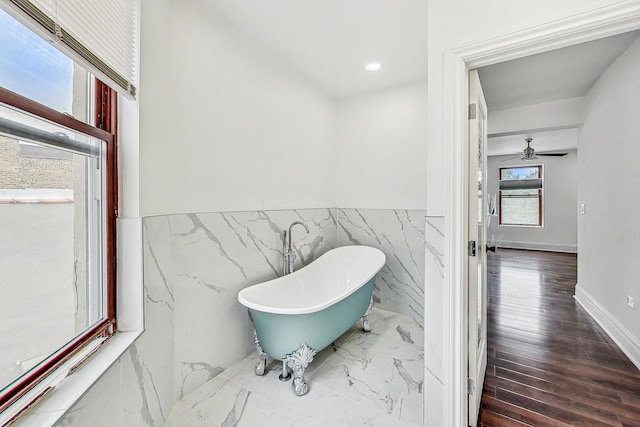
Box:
283, 221, 310, 275
288, 221, 309, 250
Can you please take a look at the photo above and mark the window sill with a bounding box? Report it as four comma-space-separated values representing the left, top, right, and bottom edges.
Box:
3, 330, 142, 427
499, 224, 543, 228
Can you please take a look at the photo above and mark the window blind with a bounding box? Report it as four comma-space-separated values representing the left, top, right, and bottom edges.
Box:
499, 178, 543, 190
3, 0, 137, 98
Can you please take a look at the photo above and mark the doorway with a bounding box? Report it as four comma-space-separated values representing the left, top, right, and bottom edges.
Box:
446, 7, 640, 426
469, 29, 640, 425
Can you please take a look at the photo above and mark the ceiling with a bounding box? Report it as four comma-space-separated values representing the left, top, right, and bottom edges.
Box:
204, 0, 428, 98
200, 3, 637, 155
480, 30, 639, 156
487, 128, 578, 157
478, 31, 639, 112
203, 2, 636, 105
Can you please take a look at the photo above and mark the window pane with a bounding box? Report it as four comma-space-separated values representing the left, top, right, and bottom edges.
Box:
500, 166, 540, 180
501, 196, 539, 225
502, 189, 538, 196
0, 105, 105, 394
0, 8, 88, 118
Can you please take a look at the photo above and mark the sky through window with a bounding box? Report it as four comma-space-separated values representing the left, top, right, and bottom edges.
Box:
0, 8, 73, 113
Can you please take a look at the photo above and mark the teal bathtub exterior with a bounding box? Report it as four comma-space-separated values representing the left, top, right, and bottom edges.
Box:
238, 245, 385, 395
249, 277, 376, 359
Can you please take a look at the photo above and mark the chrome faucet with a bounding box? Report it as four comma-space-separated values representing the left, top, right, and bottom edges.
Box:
282, 221, 309, 275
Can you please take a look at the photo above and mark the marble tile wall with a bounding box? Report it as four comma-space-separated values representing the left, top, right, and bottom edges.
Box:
57, 207, 427, 426
57, 208, 336, 426
54, 353, 149, 427
423, 215, 446, 426
138, 216, 177, 423
167, 209, 337, 399
57, 215, 177, 427
337, 209, 426, 326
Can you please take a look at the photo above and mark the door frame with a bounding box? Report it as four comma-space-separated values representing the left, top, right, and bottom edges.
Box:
443, 2, 640, 425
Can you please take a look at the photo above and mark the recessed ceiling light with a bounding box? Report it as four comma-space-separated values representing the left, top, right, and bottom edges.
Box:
365, 63, 381, 72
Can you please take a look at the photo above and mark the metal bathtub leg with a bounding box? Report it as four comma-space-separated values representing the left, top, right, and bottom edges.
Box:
254, 330, 268, 376
284, 343, 317, 396
362, 296, 373, 332
279, 359, 291, 381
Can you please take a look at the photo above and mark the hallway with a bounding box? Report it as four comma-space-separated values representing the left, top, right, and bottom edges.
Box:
479, 249, 640, 426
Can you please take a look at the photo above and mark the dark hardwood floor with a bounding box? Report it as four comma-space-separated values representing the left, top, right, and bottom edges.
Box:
479, 248, 640, 426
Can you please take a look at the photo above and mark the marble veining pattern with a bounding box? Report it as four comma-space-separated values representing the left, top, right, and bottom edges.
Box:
337, 209, 425, 325
117, 215, 177, 426
423, 215, 445, 427
166, 308, 423, 427
56, 207, 427, 426
169, 208, 337, 400
57, 209, 337, 427
425, 218, 444, 279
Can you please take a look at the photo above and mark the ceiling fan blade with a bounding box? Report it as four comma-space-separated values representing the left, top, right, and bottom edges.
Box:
500, 156, 522, 162
538, 153, 568, 156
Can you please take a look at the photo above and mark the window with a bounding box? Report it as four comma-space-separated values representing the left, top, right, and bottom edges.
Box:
0, 8, 116, 415
499, 165, 543, 226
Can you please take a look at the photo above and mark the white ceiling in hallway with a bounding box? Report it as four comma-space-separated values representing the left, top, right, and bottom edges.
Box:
481, 30, 639, 156
488, 128, 578, 157
478, 31, 639, 111
203, 0, 428, 98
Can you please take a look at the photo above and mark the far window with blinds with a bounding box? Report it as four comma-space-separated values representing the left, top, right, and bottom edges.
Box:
499, 165, 543, 227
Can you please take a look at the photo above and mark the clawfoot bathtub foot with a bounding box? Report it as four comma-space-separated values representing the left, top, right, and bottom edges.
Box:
292, 374, 308, 396
362, 296, 374, 332
255, 354, 268, 376
285, 343, 317, 396
254, 330, 268, 376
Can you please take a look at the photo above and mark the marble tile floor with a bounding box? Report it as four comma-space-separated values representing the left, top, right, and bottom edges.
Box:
166, 308, 424, 426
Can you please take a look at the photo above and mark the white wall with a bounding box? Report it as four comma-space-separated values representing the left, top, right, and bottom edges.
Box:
336, 81, 428, 209
138, 0, 171, 216
139, 0, 337, 217
577, 37, 640, 347
488, 150, 578, 252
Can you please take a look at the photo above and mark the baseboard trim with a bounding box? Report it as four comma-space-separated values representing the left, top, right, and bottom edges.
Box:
575, 285, 640, 370
495, 241, 577, 253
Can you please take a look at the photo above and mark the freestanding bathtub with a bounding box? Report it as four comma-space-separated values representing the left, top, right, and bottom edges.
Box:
237, 245, 386, 396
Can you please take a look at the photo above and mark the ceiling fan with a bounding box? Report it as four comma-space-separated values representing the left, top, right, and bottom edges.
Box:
501, 138, 569, 162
